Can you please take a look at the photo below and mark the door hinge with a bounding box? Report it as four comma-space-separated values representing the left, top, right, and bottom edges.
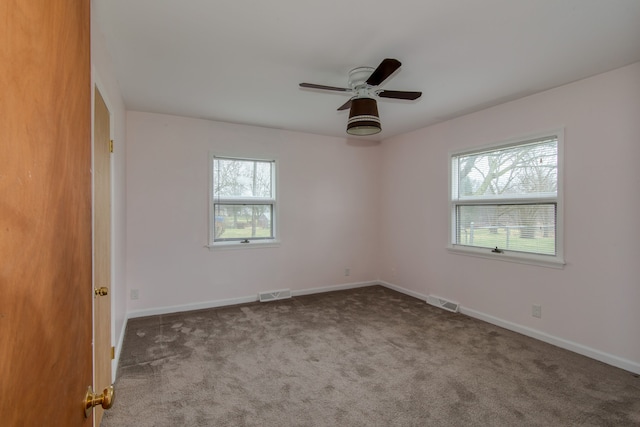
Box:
111, 346, 115, 360
109, 139, 114, 153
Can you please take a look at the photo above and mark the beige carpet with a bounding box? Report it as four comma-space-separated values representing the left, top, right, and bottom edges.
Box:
101, 286, 640, 426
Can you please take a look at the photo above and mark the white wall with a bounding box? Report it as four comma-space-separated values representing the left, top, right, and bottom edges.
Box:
379, 62, 640, 370
125, 113, 381, 313
91, 5, 128, 371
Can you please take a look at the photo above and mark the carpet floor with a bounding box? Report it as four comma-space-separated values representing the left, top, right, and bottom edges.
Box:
101, 286, 640, 426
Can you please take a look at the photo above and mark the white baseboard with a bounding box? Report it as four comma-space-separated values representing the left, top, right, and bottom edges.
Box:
291, 280, 378, 297
378, 280, 429, 301
112, 318, 128, 382
127, 280, 378, 319
127, 294, 259, 319
377, 280, 640, 375
460, 306, 640, 375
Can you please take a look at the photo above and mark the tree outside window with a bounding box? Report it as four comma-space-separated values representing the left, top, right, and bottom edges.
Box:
211, 156, 276, 243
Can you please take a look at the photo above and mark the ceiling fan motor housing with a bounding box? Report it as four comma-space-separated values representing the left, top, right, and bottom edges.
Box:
348, 67, 375, 89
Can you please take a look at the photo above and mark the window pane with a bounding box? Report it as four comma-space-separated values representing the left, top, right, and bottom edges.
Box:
213, 158, 273, 198
456, 138, 557, 200
214, 204, 273, 241
456, 204, 556, 255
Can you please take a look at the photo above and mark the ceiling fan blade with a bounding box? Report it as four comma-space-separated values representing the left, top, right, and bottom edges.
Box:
366, 58, 401, 86
337, 99, 352, 111
299, 83, 350, 92
378, 90, 422, 100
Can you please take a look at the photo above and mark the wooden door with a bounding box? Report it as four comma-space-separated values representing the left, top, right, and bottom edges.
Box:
94, 88, 113, 426
0, 1, 93, 425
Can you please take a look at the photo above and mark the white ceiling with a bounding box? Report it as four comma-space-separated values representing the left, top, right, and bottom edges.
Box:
94, 0, 640, 141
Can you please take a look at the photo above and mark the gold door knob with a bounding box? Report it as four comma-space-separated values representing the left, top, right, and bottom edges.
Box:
84, 385, 115, 417
94, 286, 109, 296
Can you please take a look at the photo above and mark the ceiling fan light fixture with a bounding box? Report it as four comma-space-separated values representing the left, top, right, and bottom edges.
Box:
346, 98, 381, 136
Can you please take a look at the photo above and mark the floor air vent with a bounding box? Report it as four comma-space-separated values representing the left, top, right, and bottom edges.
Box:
258, 289, 291, 302
426, 295, 459, 313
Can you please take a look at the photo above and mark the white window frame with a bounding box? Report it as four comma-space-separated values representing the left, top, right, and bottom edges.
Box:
208, 154, 279, 250
448, 129, 565, 268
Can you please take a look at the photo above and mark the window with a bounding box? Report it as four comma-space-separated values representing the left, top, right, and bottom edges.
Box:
449, 131, 564, 266
210, 155, 277, 246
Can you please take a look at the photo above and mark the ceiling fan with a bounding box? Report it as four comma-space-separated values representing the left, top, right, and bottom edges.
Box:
299, 58, 422, 136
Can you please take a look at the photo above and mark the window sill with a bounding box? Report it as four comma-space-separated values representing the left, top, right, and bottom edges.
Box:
447, 245, 565, 269
206, 240, 281, 251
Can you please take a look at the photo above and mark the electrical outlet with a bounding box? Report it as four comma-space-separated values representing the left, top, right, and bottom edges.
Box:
344, 268, 350, 277
532, 304, 542, 318
130, 289, 139, 300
